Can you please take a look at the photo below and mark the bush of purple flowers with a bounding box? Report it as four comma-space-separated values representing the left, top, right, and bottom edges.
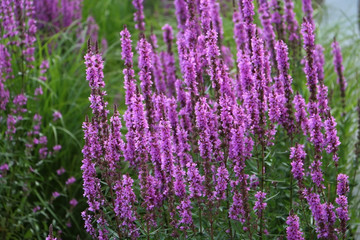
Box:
78, 0, 354, 239
0, 0, 103, 238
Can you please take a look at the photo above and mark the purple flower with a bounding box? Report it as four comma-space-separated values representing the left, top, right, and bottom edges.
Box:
284, 0, 300, 42
205, 28, 220, 63
200, 0, 211, 33
301, 20, 318, 113
310, 158, 324, 189
302, 0, 314, 27
249, 174, 259, 189
336, 195, 349, 234
6, 115, 17, 139
0, 164, 9, 171
39, 136, 48, 145
290, 144, 306, 182
286, 213, 305, 240
35, 0, 59, 30
114, 175, 139, 238
159, 120, 175, 193
86, 16, 100, 43
20, 1, 37, 67
69, 198, 78, 207
66, 221, 72, 228
258, 0, 276, 62
120, 26, 137, 131
275, 40, 295, 133
40, 60, 49, 81
0, 44, 11, 110
34, 87, 43, 96
139, 174, 161, 219
177, 199, 193, 230
56, 167, 66, 175
293, 93, 309, 135
81, 118, 104, 231
33, 206, 41, 213
137, 37, 154, 123
229, 191, 246, 223
324, 116, 340, 164
195, 97, 223, 163
254, 191, 267, 218
84, 44, 106, 89
13, 94, 28, 114
150, 39, 166, 94
1, 1, 19, 40
270, 0, 285, 38
233, 11, 246, 51
61, 0, 82, 28
66, 176, 76, 185
309, 112, 324, 153
336, 174, 349, 196
241, 0, 256, 52
315, 45, 325, 83
174, 0, 188, 31
209, 0, 224, 40
53, 145, 62, 152
174, 165, 187, 198
186, 162, 205, 199
178, 37, 199, 98
161, 25, 177, 96
46, 224, 57, 240
132, 0, 145, 32
305, 192, 328, 238
39, 147, 48, 159
104, 108, 124, 172
52, 192, 60, 198
213, 165, 229, 200
84, 41, 109, 135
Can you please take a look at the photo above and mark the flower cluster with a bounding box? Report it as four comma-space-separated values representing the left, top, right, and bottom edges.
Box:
80, 0, 350, 239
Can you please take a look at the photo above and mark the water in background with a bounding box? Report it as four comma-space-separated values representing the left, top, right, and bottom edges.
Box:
322, 0, 359, 35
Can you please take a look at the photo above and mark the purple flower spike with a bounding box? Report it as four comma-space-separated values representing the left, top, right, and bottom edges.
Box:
324, 116, 340, 164
174, 0, 188, 31
301, 20, 318, 112
290, 144, 306, 182
305, 192, 329, 238
114, 175, 139, 239
284, 0, 300, 43
275, 40, 295, 134
332, 40, 347, 109
286, 213, 305, 240
233, 11, 246, 51
254, 191, 267, 218
137, 37, 154, 124
177, 199, 193, 230
0, 45, 11, 110
258, 0, 276, 62
270, 0, 285, 39
302, 0, 314, 27
120, 26, 137, 131
213, 164, 229, 200
293, 93, 309, 135
46, 224, 57, 240
186, 162, 205, 199
335, 173, 350, 236
132, 0, 145, 32
337, 174, 349, 196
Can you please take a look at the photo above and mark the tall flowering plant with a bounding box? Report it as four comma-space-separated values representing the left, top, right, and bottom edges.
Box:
0, 0, 87, 238
80, 0, 352, 239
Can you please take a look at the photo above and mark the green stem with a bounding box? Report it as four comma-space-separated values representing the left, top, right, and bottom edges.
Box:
199, 207, 202, 235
